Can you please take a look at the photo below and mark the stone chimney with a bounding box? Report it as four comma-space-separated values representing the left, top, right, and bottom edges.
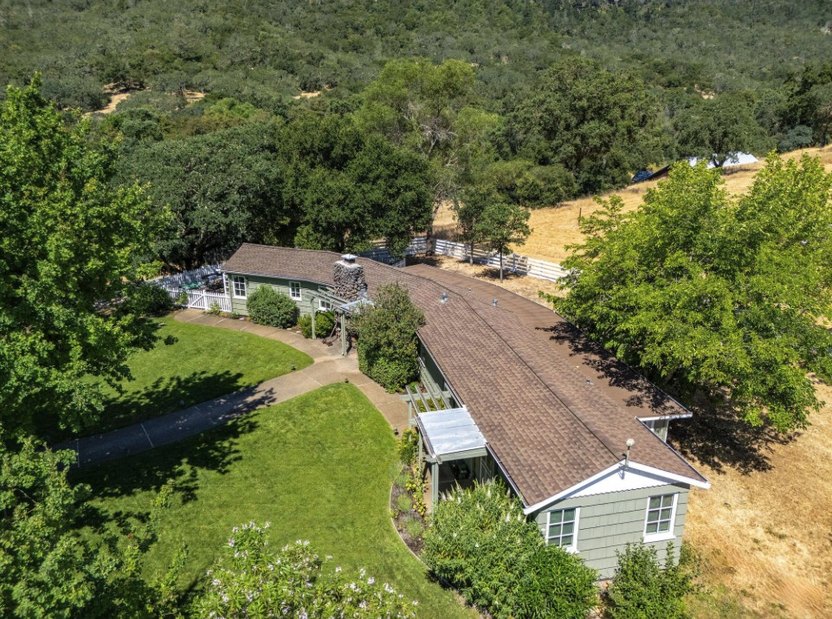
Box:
333, 254, 367, 301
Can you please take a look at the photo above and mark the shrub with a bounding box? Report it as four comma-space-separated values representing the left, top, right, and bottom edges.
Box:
247, 286, 298, 328
605, 542, 697, 619
353, 283, 425, 391
422, 481, 597, 619
398, 428, 419, 466
298, 310, 336, 338
403, 516, 424, 539
195, 522, 417, 618
396, 493, 413, 514
122, 282, 174, 317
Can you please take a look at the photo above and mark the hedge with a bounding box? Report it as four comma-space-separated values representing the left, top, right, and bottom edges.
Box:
247, 286, 298, 328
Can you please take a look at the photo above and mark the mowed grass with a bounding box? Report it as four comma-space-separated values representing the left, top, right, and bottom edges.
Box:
90, 316, 312, 435
78, 383, 474, 619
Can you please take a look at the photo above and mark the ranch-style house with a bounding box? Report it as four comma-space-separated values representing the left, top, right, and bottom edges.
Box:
222, 243, 709, 578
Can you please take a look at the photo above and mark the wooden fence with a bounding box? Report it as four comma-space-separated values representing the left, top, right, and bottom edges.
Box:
426, 238, 568, 282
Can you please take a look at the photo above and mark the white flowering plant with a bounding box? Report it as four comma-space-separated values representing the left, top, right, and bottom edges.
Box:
195, 522, 417, 618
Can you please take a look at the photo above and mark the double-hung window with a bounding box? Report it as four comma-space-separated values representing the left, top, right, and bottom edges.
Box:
643, 493, 677, 541
232, 275, 246, 299
319, 298, 333, 311
546, 507, 579, 552
289, 281, 302, 300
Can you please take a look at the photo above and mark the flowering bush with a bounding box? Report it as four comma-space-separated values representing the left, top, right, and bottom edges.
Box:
195, 522, 417, 618
422, 481, 597, 618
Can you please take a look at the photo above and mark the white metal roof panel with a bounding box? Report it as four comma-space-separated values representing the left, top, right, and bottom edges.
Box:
417, 407, 487, 458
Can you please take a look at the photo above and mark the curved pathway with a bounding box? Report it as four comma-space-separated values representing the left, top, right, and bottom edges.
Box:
59, 310, 408, 467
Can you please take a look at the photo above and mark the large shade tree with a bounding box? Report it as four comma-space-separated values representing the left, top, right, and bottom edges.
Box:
0, 77, 164, 437
506, 57, 660, 196
552, 155, 832, 432
281, 112, 433, 256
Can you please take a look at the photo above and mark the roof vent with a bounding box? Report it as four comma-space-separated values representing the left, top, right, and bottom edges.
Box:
440, 291, 449, 304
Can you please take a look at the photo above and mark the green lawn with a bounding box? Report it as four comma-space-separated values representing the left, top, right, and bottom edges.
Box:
84, 316, 312, 436
78, 383, 473, 618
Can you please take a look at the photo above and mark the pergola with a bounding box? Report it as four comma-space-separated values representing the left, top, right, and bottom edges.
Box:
313, 288, 373, 356
415, 407, 487, 506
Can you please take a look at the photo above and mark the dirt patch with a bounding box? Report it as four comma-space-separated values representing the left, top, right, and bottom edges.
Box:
88, 86, 206, 116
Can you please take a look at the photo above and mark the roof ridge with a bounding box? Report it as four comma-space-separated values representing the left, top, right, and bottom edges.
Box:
396, 265, 621, 463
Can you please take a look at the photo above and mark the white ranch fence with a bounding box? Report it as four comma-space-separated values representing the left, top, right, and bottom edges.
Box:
163, 287, 232, 312
411, 237, 569, 282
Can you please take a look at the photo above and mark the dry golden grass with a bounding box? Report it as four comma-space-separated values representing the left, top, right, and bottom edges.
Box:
435, 146, 832, 264
428, 255, 564, 301
686, 383, 832, 618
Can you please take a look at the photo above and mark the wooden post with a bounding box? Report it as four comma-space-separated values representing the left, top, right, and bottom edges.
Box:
431, 461, 439, 508
340, 313, 347, 356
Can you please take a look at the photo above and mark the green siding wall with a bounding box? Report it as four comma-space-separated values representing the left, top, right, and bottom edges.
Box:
226, 273, 326, 317
419, 344, 457, 407
533, 484, 689, 579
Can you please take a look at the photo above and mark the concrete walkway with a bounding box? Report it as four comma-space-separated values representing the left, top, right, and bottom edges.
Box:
60, 310, 409, 467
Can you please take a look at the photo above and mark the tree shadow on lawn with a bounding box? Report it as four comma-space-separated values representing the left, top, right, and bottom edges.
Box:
99, 368, 248, 433
74, 391, 266, 536
541, 321, 792, 474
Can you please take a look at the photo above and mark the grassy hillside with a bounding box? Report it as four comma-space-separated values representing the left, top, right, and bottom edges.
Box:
435, 145, 832, 264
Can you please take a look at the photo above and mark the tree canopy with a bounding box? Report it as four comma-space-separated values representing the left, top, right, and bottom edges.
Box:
552, 155, 832, 432
0, 77, 164, 437
507, 57, 660, 195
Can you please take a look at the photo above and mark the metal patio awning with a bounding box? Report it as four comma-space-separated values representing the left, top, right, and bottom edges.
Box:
416, 407, 487, 462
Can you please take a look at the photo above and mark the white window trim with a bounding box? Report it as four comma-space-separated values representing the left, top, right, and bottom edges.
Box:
289, 281, 302, 300
642, 493, 678, 543
318, 298, 333, 311
231, 275, 247, 299
545, 507, 580, 553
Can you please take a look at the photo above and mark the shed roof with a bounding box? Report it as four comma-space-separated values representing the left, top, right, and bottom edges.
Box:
222, 244, 708, 507
416, 408, 486, 459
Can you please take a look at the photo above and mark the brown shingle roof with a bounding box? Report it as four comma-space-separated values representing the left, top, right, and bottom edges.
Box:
223, 244, 707, 506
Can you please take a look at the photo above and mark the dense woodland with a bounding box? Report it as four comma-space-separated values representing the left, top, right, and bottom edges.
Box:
3, 2, 832, 616
2, 0, 832, 269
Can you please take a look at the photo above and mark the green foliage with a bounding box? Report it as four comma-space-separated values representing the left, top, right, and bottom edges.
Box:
122, 283, 174, 317
0, 438, 180, 618
354, 283, 425, 391
404, 467, 428, 518
246, 286, 299, 329
0, 77, 164, 437
674, 93, 768, 166
398, 428, 419, 466
298, 311, 336, 339
281, 112, 433, 255
554, 155, 832, 431
395, 493, 413, 515
507, 57, 660, 196
475, 201, 531, 280
605, 543, 697, 619
117, 120, 288, 269
195, 522, 417, 618
422, 481, 597, 618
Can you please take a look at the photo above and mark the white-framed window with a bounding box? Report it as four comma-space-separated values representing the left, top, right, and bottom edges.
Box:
643, 493, 678, 542
318, 298, 333, 311
289, 281, 302, 300
546, 507, 579, 552
232, 275, 247, 299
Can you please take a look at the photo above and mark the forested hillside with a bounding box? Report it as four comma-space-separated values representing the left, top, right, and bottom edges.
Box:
1, 0, 829, 110
2, 0, 830, 271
